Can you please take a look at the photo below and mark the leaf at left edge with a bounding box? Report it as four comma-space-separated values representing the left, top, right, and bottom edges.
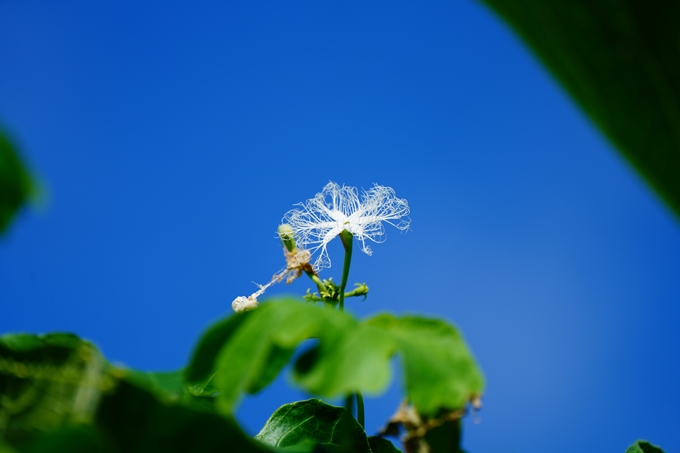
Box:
0, 128, 35, 235
0, 331, 293, 453
255, 399, 371, 453
0, 331, 108, 448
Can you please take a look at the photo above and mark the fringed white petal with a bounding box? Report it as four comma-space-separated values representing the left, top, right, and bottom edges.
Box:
282, 182, 410, 270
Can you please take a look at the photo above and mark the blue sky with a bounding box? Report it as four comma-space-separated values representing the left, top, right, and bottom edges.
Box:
1, 2, 679, 452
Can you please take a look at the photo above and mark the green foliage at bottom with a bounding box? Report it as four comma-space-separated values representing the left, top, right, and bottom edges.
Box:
0, 329, 669, 453
0, 333, 281, 453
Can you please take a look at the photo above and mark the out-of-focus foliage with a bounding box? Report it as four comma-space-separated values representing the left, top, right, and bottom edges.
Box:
185, 299, 485, 416
0, 129, 34, 234
0, 333, 300, 452
0, 333, 108, 447
479, 0, 680, 218
0, 331, 419, 452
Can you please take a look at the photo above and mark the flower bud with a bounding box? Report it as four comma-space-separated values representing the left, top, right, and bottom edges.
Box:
232, 296, 258, 313
278, 224, 296, 252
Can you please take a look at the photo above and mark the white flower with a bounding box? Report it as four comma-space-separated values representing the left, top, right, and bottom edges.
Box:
282, 182, 410, 270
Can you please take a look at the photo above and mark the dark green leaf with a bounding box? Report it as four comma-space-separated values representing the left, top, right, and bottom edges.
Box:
367, 437, 402, 453
186, 299, 484, 416
121, 368, 186, 400
0, 332, 109, 447
422, 418, 464, 453
19, 427, 112, 453
478, 0, 680, 217
255, 399, 371, 453
94, 379, 277, 453
625, 440, 666, 453
0, 332, 300, 453
0, 443, 18, 453
0, 128, 35, 235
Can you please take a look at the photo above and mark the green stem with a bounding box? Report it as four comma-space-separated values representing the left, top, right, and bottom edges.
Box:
344, 393, 354, 417
338, 230, 353, 312
337, 230, 364, 429
306, 270, 327, 294
356, 391, 365, 429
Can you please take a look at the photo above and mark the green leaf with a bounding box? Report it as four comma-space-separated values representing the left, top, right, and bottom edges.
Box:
120, 368, 187, 400
186, 299, 484, 416
0, 442, 18, 453
94, 379, 278, 453
255, 399, 371, 453
421, 418, 464, 453
185, 312, 251, 393
367, 437, 402, 453
185, 312, 295, 397
625, 440, 666, 453
365, 315, 484, 416
0, 331, 293, 453
19, 427, 112, 453
0, 332, 109, 447
0, 128, 35, 235
478, 0, 680, 217
0, 332, 84, 354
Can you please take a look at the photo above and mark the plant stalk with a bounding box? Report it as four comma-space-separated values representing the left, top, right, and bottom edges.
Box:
338, 230, 364, 429
356, 391, 365, 429
338, 230, 353, 312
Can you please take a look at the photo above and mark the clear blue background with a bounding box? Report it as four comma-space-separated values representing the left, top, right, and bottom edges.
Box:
1, 2, 679, 452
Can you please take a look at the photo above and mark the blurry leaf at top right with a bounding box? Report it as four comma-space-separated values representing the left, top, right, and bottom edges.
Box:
479, 0, 680, 219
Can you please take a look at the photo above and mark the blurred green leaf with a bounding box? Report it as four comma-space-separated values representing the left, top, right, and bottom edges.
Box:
19, 427, 112, 453
0, 331, 297, 453
185, 312, 293, 397
0, 442, 18, 453
94, 379, 277, 453
479, 0, 680, 217
625, 440, 666, 453
364, 315, 483, 418
0, 129, 34, 235
367, 437, 401, 453
121, 369, 186, 400
185, 312, 255, 396
0, 332, 108, 447
255, 399, 371, 453
421, 418, 464, 453
186, 299, 484, 416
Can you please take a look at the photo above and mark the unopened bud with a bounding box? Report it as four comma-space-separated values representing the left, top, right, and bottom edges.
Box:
232, 296, 259, 313
278, 224, 296, 252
